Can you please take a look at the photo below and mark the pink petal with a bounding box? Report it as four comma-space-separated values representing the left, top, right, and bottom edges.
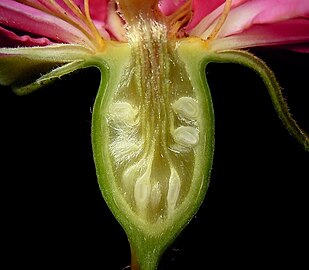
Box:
105, 2, 126, 41
0, 25, 53, 47
218, 0, 309, 38
158, 0, 188, 15
0, 0, 93, 47
189, 0, 225, 29
87, 0, 109, 23
88, 0, 126, 41
282, 44, 309, 53
53, 0, 117, 40
210, 19, 309, 51
18, 1, 91, 34
254, 0, 309, 23
16, 0, 48, 10
47, 0, 113, 40
52, 0, 108, 23
187, 0, 248, 32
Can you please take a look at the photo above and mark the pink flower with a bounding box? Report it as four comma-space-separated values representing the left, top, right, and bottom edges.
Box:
0, 0, 122, 48
189, 0, 309, 52
0, 0, 308, 51
0, 0, 309, 51
1, 1, 308, 270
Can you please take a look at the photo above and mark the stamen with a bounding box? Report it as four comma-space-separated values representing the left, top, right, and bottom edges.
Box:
84, 0, 105, 48
206, 0, 232, 42
42, 0, 94, 45
39, 0, 104, 50
62, 0, 104, 49
167, 0, 192, 38
48, 0, 68, 14
63, 0, 84, 18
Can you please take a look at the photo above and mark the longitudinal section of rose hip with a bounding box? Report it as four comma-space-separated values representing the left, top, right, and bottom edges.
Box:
106, 17, 201, 224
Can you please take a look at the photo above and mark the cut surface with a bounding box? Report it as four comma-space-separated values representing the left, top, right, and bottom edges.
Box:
101, 15, 208, 225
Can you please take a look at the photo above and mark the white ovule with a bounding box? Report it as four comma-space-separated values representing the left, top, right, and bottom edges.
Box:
172, 97, 199, 120
173, 126, 199, 147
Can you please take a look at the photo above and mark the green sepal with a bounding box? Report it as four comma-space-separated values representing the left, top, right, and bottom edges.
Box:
205, 49, 309, 151
0, 44, 93, 94
13, 61, 86, 95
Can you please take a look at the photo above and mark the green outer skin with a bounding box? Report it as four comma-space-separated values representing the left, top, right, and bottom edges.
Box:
91, 40, 215, 270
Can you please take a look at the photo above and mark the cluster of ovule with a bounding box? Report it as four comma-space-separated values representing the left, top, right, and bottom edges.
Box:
106, 17, 201, 224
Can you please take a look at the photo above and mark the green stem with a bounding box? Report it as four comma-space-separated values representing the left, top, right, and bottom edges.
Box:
207, 50, 309, 151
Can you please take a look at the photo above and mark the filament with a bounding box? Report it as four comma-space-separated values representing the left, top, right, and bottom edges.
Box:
61, 0, 104, 49
63, 0, 85, 18
167, 0, 192, 38
84, 0, 105, 48
206, 0, 232, 42
20, 0, 104, 49
45, 0, 96, 44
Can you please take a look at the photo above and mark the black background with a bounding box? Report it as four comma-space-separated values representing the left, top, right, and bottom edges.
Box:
1, 48, 308, 269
